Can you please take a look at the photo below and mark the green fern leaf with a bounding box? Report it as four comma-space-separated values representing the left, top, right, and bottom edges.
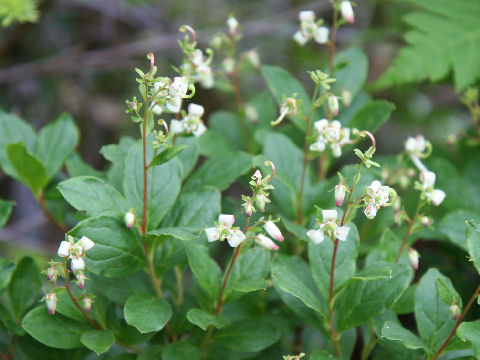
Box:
375, 0, 480, 92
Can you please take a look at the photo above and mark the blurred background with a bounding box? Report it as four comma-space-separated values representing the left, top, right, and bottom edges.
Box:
0, 0, 475, 303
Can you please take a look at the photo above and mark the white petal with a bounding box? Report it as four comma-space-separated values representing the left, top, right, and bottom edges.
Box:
314, 119, 329, 133
314, 26, 329, 44
299, 10, 315, 23
193, 122, 207, 137
310, 141, 326, 152
205, 227, 220, 242
334, 226, 350, 241
322, 209, 338, 223
227, 229, 245, 247
367, 180, 382, 197
427, 189, 446, 206
307, 228, 325, 245
218, 214, 235, 227
188, 103, 204, 118
364, 203, 377, 219
422, 171, 436, 188
293, 30, 308, 46
71, 256, 85, 271
57, 241, 71, 258
331, 143, 342, 158
79, 236, 94, 251
170, 120, 184, 134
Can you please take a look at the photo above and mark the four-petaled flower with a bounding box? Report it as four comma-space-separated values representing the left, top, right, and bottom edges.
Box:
363, 180, 395, 219
205, 214, 246, 248
57, 235, 95, 272
307, 209, 350, 245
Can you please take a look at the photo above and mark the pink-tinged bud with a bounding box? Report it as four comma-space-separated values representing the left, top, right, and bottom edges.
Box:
124, 211, 135, 228
340, 1, 354, 24
45, 293, 57, 315
83, 296, 92, 312
341, 89, 352, 107
46, 266, 56, 281
57, 241, 71, 258
421, 216, 432, 227
450, 303, 461, 320
129, 102, 137, 111
218, 214, 235, 227
79, 236, 94, 252
227, 16, 239, 36
335, 184, 346, 207
328, 95, 339, 116
76, 271, 86, 289
255, 234, 279, 251
408, 248, 420, 270
256, 193, 266, 212
265, 221, 284, 242
245, 202, 253, 217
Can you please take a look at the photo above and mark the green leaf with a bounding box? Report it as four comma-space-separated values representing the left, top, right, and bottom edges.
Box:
145, 227, 198, 242
65, 152, 105, 178
124, 293, 172, 333
430, 158, 469, 211
271, 265, 326, 316
366, 228, 402, 264
435, 277, 462, 308
162, 186, 221, 227
466, 221, 480, 274
308, 223, 360, 300
6, 142, 47, 194
333, 46, 368, 99
391, 285, 417, 315
22, 306, 90, 349
0, 110, 36, 180
213, 318, 279, 352
162, 342, 201, 360
261, 65, 310, 130
183, 152, 252, 192
198, 130, 235, 158
55, 288, 87, 323
0, 258, 15, 291
0, 199, 14, 229
457, 320, 480, 358
209, 111, 244, 151
35, 113, 79, 180
123, 140, 181, 231
346, 100, 395, 133
336, 263, 413, 332
415, 269, 456, 351
375, 0, 480, 91
310, 350, 334, 359
80, 330, 115, 355
186, 243, 221, 300
58, 176, 128, 218
69, 216, 144, 278
186, 308, 227, 330
0, 0, 39, 27
8, 257, 41, 320
150, 145, 187, 168
440, 210, 480, 250
381, 321, 427, 350
89, 271, 153, 304
176, 136, 199, 179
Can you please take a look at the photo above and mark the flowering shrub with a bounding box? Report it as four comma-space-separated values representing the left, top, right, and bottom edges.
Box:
0, 1, 479, 359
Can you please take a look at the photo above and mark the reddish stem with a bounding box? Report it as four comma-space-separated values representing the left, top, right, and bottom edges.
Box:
65, 280, 101, 329
432, 284, 480, 360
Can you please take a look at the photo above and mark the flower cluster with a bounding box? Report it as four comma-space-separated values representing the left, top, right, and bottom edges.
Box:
170, 103, 207, 137
57, 235, 94, 272
241, 167, 275, 216
206, 214, 246, 248
307, 210, 350, 245
255, 221, 284, 251
363, 180, 396, 219
309, 119, 351, 157
420, 171, 446, 206
293, 11, 329, 46
182, 48, 214, 89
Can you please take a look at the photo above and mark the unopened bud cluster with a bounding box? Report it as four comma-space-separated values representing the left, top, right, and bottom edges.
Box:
241, 168, 274, 216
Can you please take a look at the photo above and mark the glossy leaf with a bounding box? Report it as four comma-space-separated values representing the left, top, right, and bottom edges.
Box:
466, 221, 480, 274
0, 199, 14, 229
186, 308, 227, 330
457, 321, 480, 358
80, 330, 115, 355
149, 144, 187, 168
186, 243, 221, 300
124, 293, 172, 333
381, 321, 427, 350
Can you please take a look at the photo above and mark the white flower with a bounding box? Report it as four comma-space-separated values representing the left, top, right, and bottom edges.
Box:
255, 234, 279, 251
265, 221, 284, 242
328, 95, 339, 116
335, 184, 346, 207
322, 209, 338, 223
227, 16, 239, 36
364, 203, 377, 219
314, 26, 329, 44
299, 10, 315, 23
307, 228, 325, 245
124, 211, 135, 228
367, 180, 382, 197
310, 119, 350, 156
340, 1, 354, 24
426, 189, 446, 206
314, 119, 329, 133
195, 63, 214, 88
79, 236, 94, 251
293, 30, 309, 46
192, 122, 207, 137
170, 119, 184, 134
71, 256, 85, 271
421, 171, 436, 189
334, 226, 350, 241
405, 135, 426, 155
219, 214, 235, 227
408, 248, 420, 270
227, 229, 245, 247
205, 227, 220, 242
188, 103, 204, 118
167, 76, 189, 113
45, 293, 57, 315
57, 241, 71, 258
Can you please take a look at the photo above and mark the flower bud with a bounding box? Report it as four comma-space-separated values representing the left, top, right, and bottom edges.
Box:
57, 241, 71, 258
151, 104, 162, 116
227, 16, 239, 36
328, 95, 339, 116
124, 210, 135, 229
79, 236, 95, 251
245, 104, 258, 123
450, 303, 461, 320
244, 202, 253, 217
76, 271, 86, 289
83, 296, 92, 312
342, 89, 352, 107
45, 293, 57, 315
255, 234, 279, 251
222, 58, 235, 74
340, 1, 354, 24
46, 266, 56, 281
256, 193, 266, 212
129, 102, 137, 112
408, 248, 420, 270
421, 216, 431, 227
335, 184, 346, 207
246, 49, 260, 68
265, 221, 284, 242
